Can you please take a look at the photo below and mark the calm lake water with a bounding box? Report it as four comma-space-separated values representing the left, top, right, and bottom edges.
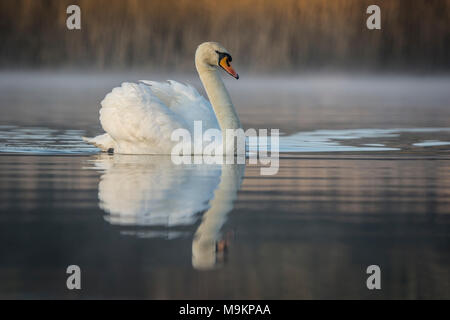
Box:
0, 71, 449, 299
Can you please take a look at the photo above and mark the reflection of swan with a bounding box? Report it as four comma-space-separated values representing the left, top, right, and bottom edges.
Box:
192, 163, 244, 270
87, 154, 244, 270
84, 42, 241, 154
92, 155, 221, 227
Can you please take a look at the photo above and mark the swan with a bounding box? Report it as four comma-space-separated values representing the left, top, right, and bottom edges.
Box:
84, 42, 241, 154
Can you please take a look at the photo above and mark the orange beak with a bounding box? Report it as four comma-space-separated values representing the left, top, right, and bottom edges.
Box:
219, 56, 239, 79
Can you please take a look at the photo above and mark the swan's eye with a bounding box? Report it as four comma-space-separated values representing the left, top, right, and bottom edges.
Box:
216, 51, 232, 67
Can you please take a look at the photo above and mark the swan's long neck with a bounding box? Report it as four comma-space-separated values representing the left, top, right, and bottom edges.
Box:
196, 66, 241, 131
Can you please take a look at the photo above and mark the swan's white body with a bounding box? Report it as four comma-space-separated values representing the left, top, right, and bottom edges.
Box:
84, 42, 241, 154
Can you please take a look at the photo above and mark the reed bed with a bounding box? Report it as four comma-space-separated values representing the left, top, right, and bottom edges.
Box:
0, 0, 448, 71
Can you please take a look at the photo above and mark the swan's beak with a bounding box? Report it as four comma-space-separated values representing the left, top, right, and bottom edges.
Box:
219, 56, 239, 79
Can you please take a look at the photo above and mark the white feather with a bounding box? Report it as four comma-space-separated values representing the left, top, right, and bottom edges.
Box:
84, 42, 241, 154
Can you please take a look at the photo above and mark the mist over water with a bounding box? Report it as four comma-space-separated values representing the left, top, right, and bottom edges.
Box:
1, 71, 449, 132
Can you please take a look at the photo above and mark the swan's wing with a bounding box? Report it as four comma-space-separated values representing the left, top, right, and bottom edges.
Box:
139, 80, 219, 130
99, 82, 188, 153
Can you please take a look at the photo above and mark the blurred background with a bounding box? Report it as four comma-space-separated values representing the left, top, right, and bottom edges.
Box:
0, 0, 449, 72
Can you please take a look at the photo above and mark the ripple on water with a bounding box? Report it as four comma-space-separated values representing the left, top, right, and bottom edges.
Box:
275, 127, 450, 153
0, 125, 99, 155
1, 125, 450, 155
413, 140, 450, 147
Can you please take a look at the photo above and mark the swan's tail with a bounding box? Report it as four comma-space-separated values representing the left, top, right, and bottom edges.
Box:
83, 133, 116, 152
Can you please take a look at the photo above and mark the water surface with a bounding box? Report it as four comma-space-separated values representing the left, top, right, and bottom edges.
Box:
0, 72, 449, 299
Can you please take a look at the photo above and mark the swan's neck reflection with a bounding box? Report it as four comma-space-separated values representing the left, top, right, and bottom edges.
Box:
88, 154, 244, 270
192, 163, 244, 270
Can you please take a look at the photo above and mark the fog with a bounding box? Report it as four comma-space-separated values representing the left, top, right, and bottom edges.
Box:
1, 71, 449, 135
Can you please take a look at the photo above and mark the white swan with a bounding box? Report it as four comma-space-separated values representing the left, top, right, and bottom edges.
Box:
84, 42, 241, 154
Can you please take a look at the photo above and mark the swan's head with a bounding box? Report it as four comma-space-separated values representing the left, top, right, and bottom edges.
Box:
195, 42, 239, 79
